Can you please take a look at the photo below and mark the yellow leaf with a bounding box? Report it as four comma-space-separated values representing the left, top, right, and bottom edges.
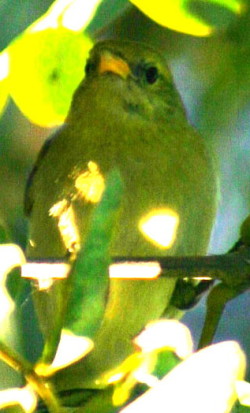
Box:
8, 27, 93, 127
129, 0, 244, 37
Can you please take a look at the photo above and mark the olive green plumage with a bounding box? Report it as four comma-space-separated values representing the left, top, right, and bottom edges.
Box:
25, 40, 218, 390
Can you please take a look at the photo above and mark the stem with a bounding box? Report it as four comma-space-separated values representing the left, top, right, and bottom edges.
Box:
112, 247, 250, 287
0, 340, 61, 413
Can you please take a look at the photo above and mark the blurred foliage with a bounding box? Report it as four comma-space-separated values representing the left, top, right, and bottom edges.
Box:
8, 28, 93, 127
233, 403, 250, 413
241, 215, 250, 246
0, 0, 249, 411
129, 0, 244, 36
0, 223, 10, 244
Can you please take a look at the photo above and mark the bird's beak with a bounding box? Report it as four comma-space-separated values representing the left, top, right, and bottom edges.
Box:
98, 51, 131, 79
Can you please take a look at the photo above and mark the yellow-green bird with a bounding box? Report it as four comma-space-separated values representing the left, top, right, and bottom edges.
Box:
25, 40, 218, 391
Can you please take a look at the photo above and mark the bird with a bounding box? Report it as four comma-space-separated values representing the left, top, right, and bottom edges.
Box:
25, 39, 218, 392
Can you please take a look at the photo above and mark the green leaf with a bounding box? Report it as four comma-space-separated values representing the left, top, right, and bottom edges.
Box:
153, 350, 180, 379
186, 0, 244, 31
64, 169, 123, 338
232, 402, 250, 413
189, 0, 243, 14
129, 0, 244, 36
5, 268, 23, 301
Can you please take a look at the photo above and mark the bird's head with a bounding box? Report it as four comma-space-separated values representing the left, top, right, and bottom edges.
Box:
69, 40, 186, 122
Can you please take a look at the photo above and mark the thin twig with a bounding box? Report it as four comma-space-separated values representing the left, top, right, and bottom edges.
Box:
0, 340, 61, 413
112, 247, 250, 287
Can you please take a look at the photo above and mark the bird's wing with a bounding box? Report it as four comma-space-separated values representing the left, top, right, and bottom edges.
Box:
24, 126, 66, 216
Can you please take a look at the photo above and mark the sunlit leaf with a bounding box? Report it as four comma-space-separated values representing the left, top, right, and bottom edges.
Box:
30, 0, 103, 33
0, 244, 26, 326
8, 27, 93, 127
121, 341, 246, 413
97, 320, 192, 406
6, 0, 105, 127
134, 319, 193, 359
0, 385, 37, 412
129, 0, 244, 36
59, 0, 103, 31
36, 330, 93, 375
236, 381, 250, 407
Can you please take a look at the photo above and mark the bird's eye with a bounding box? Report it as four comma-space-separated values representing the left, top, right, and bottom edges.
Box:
145, 66, 159, 84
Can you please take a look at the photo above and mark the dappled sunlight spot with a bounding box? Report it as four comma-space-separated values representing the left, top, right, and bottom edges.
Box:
121, 341, 246, 413
0, 385, 37, 413
0, 244, 26, 323
29, 239, 36, 249
36, 329, 93, 376
74, 161, 105, 203
235, 380, 250, 406
0, 244, 25, 273
139, 208, 179, 248
188, 276, 213, 280
23, 260, 161, 287
49, 198, 80, 255
49, 198, 68, 217
134, 319, 193, 359
0, 51, 9, 81
109, 262, 161, 279
21, 262, 70, 290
